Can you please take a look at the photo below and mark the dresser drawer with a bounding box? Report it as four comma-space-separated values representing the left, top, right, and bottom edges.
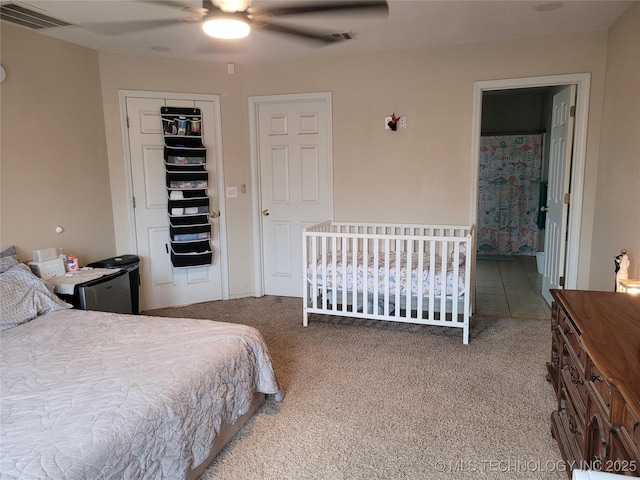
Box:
608, 428, 640, 475
551, 301, 561, 328
547, 327, 562, 395
559, 391, 586, 457
621, 404, 640, 458
558, 307, 586, 370
589, 362, 614, 416
562, 355, 587, 421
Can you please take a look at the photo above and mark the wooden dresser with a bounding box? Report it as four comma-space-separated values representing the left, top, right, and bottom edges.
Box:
548, 289, 640, 477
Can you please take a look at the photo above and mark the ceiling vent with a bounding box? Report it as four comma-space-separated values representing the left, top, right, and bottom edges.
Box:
325, 31, 356, 41
0, 3, 72, 29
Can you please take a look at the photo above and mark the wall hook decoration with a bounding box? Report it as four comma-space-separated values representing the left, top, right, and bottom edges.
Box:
387, 113, 400, 131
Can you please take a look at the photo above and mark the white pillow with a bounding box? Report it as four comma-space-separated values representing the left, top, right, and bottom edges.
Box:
0, 262, 71, 331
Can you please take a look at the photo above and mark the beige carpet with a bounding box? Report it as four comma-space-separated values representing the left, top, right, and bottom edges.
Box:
146, 296, 566, 480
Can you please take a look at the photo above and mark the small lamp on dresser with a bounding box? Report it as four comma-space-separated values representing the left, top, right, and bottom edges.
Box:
618, 278, 640, 295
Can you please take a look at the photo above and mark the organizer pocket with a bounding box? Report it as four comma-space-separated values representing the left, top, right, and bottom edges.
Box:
166, 171, 208, 190
170, 214, 209, 226
171, 240, 212, 268
168, 189, 208, 201
165, 146, 206, 166
170, 223, 211, 242
164, 136, 204, 149
168, 197, 209, 217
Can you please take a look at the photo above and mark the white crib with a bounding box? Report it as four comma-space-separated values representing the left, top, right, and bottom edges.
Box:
303, 221, 475, 344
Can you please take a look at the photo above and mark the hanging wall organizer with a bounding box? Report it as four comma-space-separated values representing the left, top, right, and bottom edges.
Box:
161, 106, 212, 268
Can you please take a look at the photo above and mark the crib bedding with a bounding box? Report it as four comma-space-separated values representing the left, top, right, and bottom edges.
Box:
308, 251, 465, 298
0, 309, 281, 479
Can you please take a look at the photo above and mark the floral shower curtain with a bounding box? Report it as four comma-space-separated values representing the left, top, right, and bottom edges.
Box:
477, 133, 543, 256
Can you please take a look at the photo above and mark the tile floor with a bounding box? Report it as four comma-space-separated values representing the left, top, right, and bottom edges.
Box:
475, 256, 551, 319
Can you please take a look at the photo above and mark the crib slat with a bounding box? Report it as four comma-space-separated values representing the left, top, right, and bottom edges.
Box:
350, 236, 356, 314
331, 235, 337, 313
303, 232, 310, 326
428, 240, 436, 321
417, 241, 425, 320
341, 235, 348, 313
439, 241, 448, 322
394, 238, 401, 318
310, 234, 316, 310
373, 236, 379, 314
452, 240, 460, 324
321, 236, 328, 311
362, 233, 368, 314
383, 238, 390, 316
404, 238, 413, 319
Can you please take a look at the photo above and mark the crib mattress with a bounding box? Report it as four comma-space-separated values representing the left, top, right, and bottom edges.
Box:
308, 251, 466, 298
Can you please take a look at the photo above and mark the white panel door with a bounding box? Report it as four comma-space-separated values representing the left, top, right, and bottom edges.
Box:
542, 85, 576, 305
125, 95, 224, 310
257, 95, 332, 297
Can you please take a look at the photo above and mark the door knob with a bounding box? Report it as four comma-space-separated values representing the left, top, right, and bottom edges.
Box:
209, 211, 219, 218
540, 206, 549, 212
262, 209, 270, 216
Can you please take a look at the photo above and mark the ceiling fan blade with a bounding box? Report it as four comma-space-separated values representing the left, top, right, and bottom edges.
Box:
139, 1, 210, 16
253, 21, 343, 44
81, 18, 198, 35
202, 0, 219, 12
249, 1, 388, 18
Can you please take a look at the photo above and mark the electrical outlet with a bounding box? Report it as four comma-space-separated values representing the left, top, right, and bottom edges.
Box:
399, 116, 407, 128
226, 186, 237, 198
384, 117, 392, 130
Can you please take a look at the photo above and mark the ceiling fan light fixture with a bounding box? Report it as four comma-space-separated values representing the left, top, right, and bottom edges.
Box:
202, 15, 250, 39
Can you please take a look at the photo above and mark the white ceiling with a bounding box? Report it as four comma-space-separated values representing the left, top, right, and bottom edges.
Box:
3, 0, 635, 64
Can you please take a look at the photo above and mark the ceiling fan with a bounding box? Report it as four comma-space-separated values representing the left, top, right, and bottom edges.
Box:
107, 0, 390, 43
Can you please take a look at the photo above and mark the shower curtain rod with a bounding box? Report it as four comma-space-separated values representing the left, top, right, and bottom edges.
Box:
481, 129, 546, 136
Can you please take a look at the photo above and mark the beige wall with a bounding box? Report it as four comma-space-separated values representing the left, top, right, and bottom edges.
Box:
3, 8, 636, 298
0, 24, 115, 265
590, 2, 640, 290
242, 32, 606, 228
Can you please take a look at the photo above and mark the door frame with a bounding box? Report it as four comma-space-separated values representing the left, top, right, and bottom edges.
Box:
117, 89, 230, 300
470, 73, 591, 290
248, 92, 334, 297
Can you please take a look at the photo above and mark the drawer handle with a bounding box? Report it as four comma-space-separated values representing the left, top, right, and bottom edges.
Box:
593, 454, 604, 468
563, 328, 573, 335
569, 366, 583, 385
591, 374, 604, 382
568, 414, 578, 434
